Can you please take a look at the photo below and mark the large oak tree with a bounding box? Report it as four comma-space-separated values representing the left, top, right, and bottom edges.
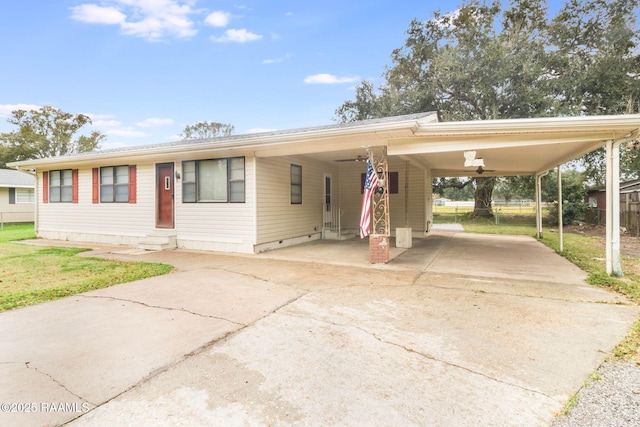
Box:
336, 0, 640, 217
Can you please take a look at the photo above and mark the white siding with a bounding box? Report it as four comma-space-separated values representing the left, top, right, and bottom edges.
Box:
256, 156, 338, 246
174, 156, 255, 253
338, 162, 368, 232
0, 187, 34, 223
38, 165, 155, 245
338, 158, 432, 235
36, 157, 258, 253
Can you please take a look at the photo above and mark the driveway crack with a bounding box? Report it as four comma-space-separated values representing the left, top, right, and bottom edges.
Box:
24, 362, 96, 406
78, 295, 244, 326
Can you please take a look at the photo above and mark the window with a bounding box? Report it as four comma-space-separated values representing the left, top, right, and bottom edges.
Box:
16, 188, 34, 203
182, 157, 245, 203
291, 164, 302, 204
49, 169, 73, 203
100, 166, 130, 203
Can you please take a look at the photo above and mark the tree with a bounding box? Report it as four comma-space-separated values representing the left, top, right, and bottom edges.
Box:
547, 0, 640, 185
539, 169, 589, 225
335, 0, 640, 217
180, 121, 235, 140
0, 106, 104, 167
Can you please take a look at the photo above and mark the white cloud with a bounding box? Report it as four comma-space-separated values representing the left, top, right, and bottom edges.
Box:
433, 9, 461, 29
70, 0, 197, 41
100, 140, 132, 150
304, 74, 359, 84
70, 4, 126, 25
205, 11, 230, 27
0, 104, 41, 117
107, 128, 149, 138
136, 117, 174, 127
211, 28, 262, 43
92, 119, 122, 129
262, 53, 292, 64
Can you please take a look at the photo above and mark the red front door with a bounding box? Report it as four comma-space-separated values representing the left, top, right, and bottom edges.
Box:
156, 163, 174, 228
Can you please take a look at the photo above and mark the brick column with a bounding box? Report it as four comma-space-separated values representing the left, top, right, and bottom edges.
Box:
369, 234, 390, 263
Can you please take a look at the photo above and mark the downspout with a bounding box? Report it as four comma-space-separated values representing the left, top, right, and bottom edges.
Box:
606, 140, 623, 276
535, 171, 549, 239
557, 165, 563, 252
252, 155, 258, 253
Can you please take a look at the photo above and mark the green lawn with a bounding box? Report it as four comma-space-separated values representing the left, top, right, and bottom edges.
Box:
0, 223, 173, 312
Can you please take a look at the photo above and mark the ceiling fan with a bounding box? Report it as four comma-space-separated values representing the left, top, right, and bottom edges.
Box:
475, 165, 496, 175
335, 155, 366, 162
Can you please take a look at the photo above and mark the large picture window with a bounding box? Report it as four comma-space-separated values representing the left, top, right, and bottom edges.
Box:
291, 164, 302, 204
100, 165, 130, 203
49, 169, 73, 203
182, 157, 245, 203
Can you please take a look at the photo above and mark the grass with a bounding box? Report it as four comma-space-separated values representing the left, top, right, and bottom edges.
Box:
0, 223, 173, 312
445, 214, 640, 364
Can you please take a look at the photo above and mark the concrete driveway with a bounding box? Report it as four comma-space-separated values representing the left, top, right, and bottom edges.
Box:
1, 231, 637, 426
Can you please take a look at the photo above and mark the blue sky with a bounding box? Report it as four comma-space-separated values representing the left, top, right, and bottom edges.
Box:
0, 0, 564, 149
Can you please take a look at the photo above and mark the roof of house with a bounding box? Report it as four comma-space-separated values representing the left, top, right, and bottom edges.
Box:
588, 178, 640, 193
0, 169, 35, 188
7, 112, 640, 179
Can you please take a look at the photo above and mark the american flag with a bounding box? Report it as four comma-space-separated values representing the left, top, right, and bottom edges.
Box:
360, 158, 379, 238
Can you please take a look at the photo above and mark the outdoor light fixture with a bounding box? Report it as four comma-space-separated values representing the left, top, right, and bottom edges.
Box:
175, 171, 181, 180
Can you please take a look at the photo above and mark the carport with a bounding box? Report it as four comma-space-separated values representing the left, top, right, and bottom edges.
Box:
287, 113, 640, 274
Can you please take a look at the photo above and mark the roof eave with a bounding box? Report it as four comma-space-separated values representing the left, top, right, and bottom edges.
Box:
7, 114, 433, 169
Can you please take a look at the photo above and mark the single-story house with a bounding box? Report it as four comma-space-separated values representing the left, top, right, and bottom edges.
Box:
0, 168, 35, 223
8, 112, 640, 271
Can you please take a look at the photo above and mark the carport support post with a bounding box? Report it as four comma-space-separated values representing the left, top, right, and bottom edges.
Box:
557, 166, 563, 252
605, 140, 623, 277
369, 146, 390, 263
535, 173, 544, 239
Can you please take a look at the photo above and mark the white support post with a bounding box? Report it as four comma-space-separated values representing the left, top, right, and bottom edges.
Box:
535, 173, 543, 238
557, 166, 563, 252
605, 140, 623, 277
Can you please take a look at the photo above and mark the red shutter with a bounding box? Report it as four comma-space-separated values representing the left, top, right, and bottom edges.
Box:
92, 168, 99, 204
72, 169, 79, 203
129, 165, 137, 204
43, 171, 49, 203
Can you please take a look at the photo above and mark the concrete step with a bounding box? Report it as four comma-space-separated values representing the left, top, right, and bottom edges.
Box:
137, 232, 177, 251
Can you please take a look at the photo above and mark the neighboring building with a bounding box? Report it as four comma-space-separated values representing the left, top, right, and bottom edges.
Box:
585, 179, 640, 227
585, 179, 640, 209
7, 113, 640, 257
0, 169, 35, 223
